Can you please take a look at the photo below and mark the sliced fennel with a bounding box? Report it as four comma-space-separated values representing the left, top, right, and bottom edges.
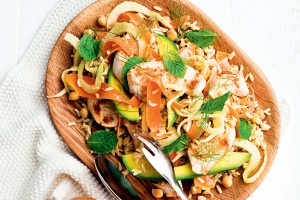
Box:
47, 88, 67, 98
103, 22, 139, 43
106, 1, 172, 30
64, 33, 82, 66
61, 66, 79, 93
77, 60, 104, 94
233, 138, 267, 183
158, 133, 180, 148
64, 33, 80, 50
47, 65, 79, 98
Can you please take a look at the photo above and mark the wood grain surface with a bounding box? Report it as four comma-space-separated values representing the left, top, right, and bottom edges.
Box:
46, 0, 281, 199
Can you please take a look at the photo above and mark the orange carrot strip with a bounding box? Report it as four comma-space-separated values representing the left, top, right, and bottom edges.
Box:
117, 13, 131, 23
216, 51, 229, 62
187, 120, 203, 141
94, 31, 108, 40
118, 13, 151, 58
170, 21, 178, 30
171, 101, 187, 110
146, 81, 163, 132
126, 38, 139, 55
146, 48, 163, 61
169, 152, 180, 167
65, 74, 140, 106
227, 105, 240, 126
141, 103, 149, 132
117, 13, 144, 25
103, 37, 139, 57
116, 12, 152, 58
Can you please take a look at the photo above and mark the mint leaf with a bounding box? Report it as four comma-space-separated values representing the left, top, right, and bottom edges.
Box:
163, 51, 186, 78
122, 56, 145, 91
185, 29, 218, 48
163, 134, 189, 154
78, 35, 101, 60
87, 130, 118, 155
200, 91, 231, 114
238, 118, 252, 140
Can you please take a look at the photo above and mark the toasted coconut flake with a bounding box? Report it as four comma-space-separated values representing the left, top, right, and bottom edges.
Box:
104, 87, 114, 91
216, 185, 222, 194
132, 169, 142, 176
153, 6, 163, 12
148, 100, 158, 107
67, 122, 77, 127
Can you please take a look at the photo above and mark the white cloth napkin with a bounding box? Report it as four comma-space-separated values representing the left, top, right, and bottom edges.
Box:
0, 0, 111, 199
0, 0, 290, 199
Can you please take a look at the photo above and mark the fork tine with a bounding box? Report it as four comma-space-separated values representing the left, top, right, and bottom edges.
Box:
139, 129, 162, 149
135, 134, 159, 155
133, 129, 160, 149
141, 147, 154, 161
134, 131, 188, 200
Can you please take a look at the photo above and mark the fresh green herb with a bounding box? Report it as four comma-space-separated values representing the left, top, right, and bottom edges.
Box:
163, 51, 186, 78
122, 56, 145, 90
163, 134, 190, 154
184, 29, 218, 48
198, 113, 209, 131
87, 130, 118, 155
200, 91, 231, 114
78, 35, 102, 60
238, 118, 252, 140
192, 139, 222, 162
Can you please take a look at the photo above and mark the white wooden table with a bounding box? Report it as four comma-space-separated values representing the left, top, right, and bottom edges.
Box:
1, 0, 299, 199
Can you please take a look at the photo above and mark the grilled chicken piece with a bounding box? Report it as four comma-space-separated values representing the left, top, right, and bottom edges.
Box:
127, 60, 206, 101
87, 99, 119, 127
188, 125, 236, 175
207, 58, 249, 98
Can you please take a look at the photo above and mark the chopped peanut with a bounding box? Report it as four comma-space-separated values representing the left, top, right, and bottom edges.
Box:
167, 29, 178, 41
69, 92, 79, 101
152, 188, 163, 198
97, 15, 107, 27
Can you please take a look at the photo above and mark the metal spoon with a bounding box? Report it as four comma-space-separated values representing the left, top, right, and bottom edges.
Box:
94, 155, 141, 200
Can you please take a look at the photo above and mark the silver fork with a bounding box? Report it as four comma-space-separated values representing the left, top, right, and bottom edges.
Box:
134, 130, 188, 200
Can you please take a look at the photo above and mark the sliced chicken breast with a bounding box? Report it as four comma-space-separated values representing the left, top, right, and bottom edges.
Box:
127, 60, 206, 101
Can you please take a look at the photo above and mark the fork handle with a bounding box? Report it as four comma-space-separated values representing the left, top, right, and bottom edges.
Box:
170, 181, 188, 200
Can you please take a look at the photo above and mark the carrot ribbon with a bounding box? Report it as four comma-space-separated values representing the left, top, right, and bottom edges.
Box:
146, 81, 163, 132
64, 74, 140, 106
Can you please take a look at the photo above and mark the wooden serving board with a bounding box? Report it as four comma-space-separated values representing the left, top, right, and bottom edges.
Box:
46, 0, 281, 199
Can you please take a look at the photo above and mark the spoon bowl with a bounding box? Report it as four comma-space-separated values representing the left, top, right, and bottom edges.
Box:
94, 155, 141, 200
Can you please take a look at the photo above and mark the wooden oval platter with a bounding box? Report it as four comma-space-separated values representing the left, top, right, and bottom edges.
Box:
46, 0, 281, 199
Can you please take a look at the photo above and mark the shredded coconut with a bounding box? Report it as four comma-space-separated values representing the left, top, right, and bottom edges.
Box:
153, 6, 162, 12
141, 163, 146, 173
132, 169, 142, 176
122, 170, 129, 176
148, 100, 158, 107
67, 122, 76, 127
74, 108, 80, 117
104, 87, 114, 91
216, 185, 222, 194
